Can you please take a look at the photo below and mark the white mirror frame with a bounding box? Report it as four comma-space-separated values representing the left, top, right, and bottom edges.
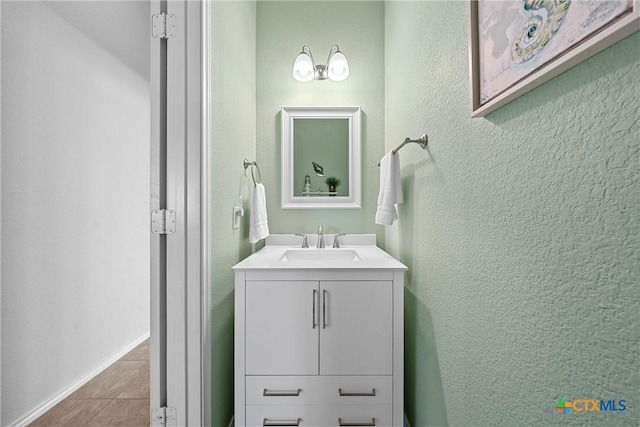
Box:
281, 106, 361, 209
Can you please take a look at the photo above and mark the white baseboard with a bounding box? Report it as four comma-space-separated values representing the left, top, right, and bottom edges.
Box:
11, 332, 150, 427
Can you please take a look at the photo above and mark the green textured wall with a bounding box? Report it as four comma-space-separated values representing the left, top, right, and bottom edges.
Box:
210, 2, 256, 426
385, 2, 639, 426
256, 1, 385, 239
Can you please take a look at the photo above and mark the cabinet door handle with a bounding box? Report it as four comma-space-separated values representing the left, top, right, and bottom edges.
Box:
312, 289, 317, 329
338, 418, 375, 426
262, 388, 301, 397
263, 418, 301, 426
338, 388, 376, 397
322, 289, 327, 329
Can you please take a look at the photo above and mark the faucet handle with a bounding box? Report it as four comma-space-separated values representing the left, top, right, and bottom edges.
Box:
294, 233, 309, 248
333, 233, 347, 248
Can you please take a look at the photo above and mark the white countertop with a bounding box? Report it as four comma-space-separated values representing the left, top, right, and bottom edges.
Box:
232, 234, 407, 270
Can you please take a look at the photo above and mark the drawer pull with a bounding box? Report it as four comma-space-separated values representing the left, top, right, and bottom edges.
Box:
263, 418, 301, 426
338, 418, 375, 426
262, 388, 302, 397
338, 388, 376, 397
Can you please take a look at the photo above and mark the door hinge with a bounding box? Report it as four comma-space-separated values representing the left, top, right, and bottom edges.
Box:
151, 407, 177, 427
152, 13, 176, 39
151, 209, 176, 235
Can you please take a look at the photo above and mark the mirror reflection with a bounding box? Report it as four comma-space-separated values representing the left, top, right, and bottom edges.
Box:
293, 118, 350, 197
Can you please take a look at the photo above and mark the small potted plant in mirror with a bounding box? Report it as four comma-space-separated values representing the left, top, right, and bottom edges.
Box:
324, 176, 341, 196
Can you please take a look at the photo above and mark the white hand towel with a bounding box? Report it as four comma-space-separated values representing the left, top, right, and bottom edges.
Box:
249, 183, 269, 243
375, 151, 403, 225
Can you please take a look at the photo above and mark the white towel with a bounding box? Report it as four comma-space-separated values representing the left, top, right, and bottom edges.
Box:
375, 151, 403, 225
249, 183, 269, 243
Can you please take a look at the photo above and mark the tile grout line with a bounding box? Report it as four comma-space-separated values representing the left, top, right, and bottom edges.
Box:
82, 398, 116, 427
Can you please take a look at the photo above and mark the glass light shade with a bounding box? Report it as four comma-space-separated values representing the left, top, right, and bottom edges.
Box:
328, 51, 349, 81
293, 52, 314, 82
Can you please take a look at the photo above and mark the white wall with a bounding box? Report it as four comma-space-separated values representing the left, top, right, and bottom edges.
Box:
1, 1, 150, 424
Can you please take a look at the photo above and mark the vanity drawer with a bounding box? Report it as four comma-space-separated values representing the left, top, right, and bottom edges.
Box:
246, 376, 392, 405
246, 376, 318, 405
323, 376, 392, 405
246, 404, 392, 427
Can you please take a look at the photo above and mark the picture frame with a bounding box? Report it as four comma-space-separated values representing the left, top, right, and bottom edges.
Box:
469, 0, 640, 118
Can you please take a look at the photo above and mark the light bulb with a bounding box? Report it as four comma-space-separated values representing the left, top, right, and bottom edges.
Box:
293, 52, 315, 82
328, 51, 349, 81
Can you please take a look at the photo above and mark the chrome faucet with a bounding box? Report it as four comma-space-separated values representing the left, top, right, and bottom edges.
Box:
333, 233, 347, 248
317, 225, 325, 248
295, 233, 309, 248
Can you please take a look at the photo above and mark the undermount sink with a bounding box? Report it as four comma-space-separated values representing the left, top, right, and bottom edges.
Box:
279, 248, 362, 263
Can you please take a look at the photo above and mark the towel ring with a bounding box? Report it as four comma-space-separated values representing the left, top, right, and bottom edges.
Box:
243, 159, 262, 185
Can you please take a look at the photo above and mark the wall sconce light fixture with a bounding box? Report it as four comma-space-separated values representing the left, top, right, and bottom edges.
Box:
293, 45, 349, 82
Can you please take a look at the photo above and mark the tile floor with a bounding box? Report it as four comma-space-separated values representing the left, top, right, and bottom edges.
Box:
30, 339, 150, 427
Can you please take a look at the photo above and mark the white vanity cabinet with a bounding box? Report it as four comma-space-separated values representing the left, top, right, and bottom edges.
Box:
245, 280, 392, 376
234, 253, 405, 427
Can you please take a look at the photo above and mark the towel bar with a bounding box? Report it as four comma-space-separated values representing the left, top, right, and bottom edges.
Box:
377, 134, 428, 166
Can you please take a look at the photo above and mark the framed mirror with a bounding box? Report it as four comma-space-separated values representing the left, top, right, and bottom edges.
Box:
281, 106, 361, 209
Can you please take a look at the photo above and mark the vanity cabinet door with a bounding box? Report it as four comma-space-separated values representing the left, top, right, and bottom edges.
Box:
245, 281, 319, 375
319, 281, 393, 375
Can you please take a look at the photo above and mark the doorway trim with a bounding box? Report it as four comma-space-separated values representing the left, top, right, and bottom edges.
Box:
201, 0, 212, 424
150, 0, 211, 425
